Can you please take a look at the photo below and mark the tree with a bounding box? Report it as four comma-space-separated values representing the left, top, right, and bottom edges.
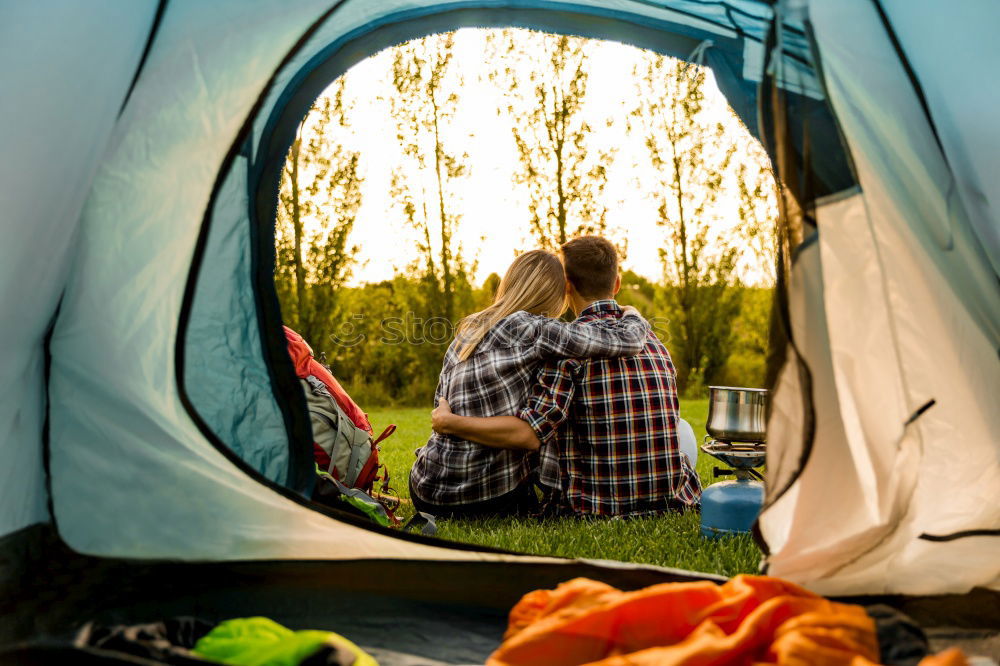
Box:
274, 78, 362, 348
388, 32, 476, 324
632, 53, 744, 394
490, 30, 615, 250
735, 159, 779, 286
479, 272, 501, 306
718, 286, 773, 388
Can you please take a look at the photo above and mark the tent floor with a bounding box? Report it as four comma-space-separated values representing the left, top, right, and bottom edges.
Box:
926, 629, 1000, 661
2, 525, 998, 663
3, 597, 506, 665
0, 525, 720, 664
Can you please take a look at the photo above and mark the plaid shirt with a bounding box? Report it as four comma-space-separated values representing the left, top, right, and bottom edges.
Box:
519, 300, 701, 516
410, 309, 650, 506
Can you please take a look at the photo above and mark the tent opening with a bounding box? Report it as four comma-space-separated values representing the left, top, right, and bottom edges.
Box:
174, 0, 865, 578
208, 25, 788, 574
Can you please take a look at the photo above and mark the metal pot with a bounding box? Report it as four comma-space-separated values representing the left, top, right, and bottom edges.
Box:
706, 386, 768, 443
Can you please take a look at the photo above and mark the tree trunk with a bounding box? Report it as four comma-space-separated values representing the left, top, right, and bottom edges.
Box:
430, 82, 453, 321
669, 122, 696, 390
554, 87, 568, 246
290, 135, 307, 331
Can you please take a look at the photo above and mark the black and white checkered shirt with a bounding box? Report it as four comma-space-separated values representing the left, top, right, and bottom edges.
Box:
409, 309, 650, 506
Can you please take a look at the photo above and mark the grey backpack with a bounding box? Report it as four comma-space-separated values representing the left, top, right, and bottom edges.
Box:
301, 376, 380, 489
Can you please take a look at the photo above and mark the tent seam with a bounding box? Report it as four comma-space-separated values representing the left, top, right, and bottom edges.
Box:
118, 0, 170, 117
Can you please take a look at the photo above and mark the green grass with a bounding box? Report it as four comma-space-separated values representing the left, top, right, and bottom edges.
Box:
367, 400, 761, 578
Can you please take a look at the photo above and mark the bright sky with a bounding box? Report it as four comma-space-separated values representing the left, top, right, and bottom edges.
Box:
308, 28, 775, 287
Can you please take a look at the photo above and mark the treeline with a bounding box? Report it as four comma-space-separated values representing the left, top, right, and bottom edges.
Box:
274, 29, 779, 405
288, 271, 769, 406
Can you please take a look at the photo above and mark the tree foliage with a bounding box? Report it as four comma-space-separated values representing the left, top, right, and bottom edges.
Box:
490, 31, 615, 250
389, 32, 475, 324
275, 79, 362, 347
633, 54, 763, 394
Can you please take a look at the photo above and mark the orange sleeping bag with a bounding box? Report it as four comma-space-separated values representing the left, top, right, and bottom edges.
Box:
487, 575, 966, 666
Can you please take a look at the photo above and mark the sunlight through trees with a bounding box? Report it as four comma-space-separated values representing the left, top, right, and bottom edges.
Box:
275, 79, 362, 347
273, 28, 779, 402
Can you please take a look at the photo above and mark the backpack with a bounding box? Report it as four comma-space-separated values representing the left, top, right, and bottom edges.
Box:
283, 327, 396, 495
300, 375, 396, 490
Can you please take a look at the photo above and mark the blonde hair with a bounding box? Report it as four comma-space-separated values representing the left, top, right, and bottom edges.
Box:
455, 250, 567, 361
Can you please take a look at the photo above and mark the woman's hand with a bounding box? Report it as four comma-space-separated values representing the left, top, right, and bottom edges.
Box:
431, 397, 454, 435
432, 398, 541, 450
621, 304, 642, 318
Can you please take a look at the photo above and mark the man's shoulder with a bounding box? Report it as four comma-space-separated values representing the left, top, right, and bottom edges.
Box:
643, 330, 673, 359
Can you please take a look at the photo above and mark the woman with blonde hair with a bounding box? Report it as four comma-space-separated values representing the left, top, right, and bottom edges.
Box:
409, 249, 648, 518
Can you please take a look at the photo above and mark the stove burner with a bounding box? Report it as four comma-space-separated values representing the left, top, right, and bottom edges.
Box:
701, 437, 766, 481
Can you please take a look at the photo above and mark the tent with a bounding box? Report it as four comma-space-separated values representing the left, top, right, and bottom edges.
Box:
2, 0, 997, 661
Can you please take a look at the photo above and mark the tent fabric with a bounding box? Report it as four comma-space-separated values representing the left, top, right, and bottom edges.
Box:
758, 0, 1000, 596
184, 150, 300, 489
45, 0, 486, 561
0, 0, 159, 539
814, 0, 999, 344
879, 0, 1000, 280
0, 0, 996, 613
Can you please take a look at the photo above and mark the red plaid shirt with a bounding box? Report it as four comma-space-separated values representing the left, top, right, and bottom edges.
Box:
410, 309, 650, 506
519, 300, 701, 516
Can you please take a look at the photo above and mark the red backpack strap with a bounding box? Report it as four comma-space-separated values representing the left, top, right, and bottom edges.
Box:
312, 442, 332, 471
372, 424, 396, 446
355, 453, 379, 493
355, 425, 395, 492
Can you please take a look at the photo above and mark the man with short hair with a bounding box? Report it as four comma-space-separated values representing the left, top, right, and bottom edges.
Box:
433, 236, 701, 516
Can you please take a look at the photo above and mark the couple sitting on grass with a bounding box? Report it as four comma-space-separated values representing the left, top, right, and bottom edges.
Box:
409, 236, 702, 520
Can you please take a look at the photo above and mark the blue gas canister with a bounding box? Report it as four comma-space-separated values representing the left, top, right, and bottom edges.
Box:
699, 476, 764, 539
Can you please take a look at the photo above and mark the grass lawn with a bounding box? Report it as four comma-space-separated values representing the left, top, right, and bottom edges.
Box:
368, 400, 761, 578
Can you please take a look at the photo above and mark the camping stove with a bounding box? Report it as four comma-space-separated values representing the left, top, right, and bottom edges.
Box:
699, 438, 766, 538
699, 387, 768, 539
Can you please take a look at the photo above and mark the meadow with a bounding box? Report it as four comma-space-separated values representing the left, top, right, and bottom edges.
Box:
368, 399, 761, 577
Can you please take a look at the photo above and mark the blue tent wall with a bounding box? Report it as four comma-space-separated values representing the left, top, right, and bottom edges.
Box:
0, 0, 159, 538
183, 148, 303, 490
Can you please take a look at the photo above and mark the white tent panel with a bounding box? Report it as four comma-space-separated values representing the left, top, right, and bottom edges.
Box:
763, 0, 1000, 595
0, 0, 157, 537
809, 0, 1000, 344
764, 193, 1000, 597
760, 207, 903, 582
